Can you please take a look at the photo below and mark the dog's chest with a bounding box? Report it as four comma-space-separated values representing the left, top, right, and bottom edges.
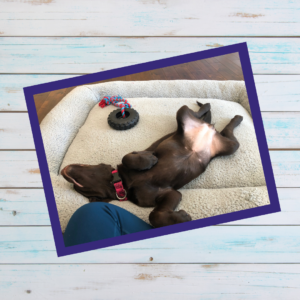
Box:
185, 123, 216, 153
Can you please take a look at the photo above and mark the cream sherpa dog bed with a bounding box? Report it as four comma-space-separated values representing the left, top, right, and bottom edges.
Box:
41, 80, 270, 232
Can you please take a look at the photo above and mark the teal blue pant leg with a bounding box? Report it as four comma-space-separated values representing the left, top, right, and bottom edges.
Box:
63, 202, 153, 247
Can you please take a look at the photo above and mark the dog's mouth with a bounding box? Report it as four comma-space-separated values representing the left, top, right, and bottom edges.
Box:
61, 165, 84, 188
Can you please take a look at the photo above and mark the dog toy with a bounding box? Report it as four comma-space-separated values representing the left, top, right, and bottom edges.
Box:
99, 95, 131, 118
99, 95, 139, 130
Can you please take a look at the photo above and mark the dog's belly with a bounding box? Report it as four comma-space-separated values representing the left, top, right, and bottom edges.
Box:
149, 151, 206, 190
152, 127, 216, 189
184, 122, 216, 153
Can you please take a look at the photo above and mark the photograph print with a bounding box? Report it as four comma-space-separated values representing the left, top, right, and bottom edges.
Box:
25, 43, 280, 256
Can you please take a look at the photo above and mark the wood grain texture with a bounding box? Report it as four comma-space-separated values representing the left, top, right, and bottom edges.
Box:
0, 189, 48, 225
0, 113, 34, 149
0, 264, 300, 300
1, 74, 300, 112
0, 75, 71, 111
1, 37, 300, 74
263, 112, 300, 148
270, 151, 300, 187
0, 188, 297, 226
0, 0, 299, 36
254, 75, 300, 111
34, 87, 74, 123
0, 226, 299, 263
0, 152, 41, 187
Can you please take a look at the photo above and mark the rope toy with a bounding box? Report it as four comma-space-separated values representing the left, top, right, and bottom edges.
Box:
99, 95, 131, 118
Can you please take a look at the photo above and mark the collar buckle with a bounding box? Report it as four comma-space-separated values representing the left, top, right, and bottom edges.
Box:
112, 169, 127, 201
116, 190, 127, 200
112, 171, 122, 184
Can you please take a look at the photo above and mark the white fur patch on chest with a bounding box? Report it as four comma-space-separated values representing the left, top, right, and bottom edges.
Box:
184, 121, 215, 153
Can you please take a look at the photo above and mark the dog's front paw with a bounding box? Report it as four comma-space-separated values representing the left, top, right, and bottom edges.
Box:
137, 154, 158, 170
150, 155, 158, 167
175, 210, 192, 223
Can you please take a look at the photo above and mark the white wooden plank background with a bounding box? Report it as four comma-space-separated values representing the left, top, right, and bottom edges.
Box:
1, 226, 300, 264
1, 265, 299, 300
0, 0, 299, 36
0, 0, 300, 298
1, 38, 300, 74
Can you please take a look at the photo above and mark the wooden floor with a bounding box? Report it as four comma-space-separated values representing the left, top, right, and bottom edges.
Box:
34, 53, 243, 123
1, 0, 300, 299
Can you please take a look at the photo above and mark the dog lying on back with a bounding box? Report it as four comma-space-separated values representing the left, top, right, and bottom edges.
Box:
61, 102, 243, 228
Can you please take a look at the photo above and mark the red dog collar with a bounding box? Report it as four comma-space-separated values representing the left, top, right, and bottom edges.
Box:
112, 170, 127, 201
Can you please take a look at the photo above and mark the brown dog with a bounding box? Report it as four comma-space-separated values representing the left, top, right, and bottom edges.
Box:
61, 102, 243, 228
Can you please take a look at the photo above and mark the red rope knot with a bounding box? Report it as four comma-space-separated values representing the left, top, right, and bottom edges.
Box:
99, 95, 131, 118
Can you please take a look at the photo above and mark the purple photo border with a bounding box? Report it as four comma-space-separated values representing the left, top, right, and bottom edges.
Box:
23, 42, 280, 257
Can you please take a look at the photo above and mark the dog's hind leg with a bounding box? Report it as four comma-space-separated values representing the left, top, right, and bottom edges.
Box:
196, 101, 211, 123
214, 115, 243, 157
220, 115, 243, 143
200, 110, 211, 124
122, 151, 158, 171
149, 189, 192, 228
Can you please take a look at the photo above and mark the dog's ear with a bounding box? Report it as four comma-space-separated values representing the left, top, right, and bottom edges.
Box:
70, 178, 84, 188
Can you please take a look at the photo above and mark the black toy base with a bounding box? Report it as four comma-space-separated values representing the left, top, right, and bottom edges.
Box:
108, 108, 139, 130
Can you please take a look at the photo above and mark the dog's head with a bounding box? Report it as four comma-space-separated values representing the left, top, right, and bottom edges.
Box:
61, 163, 116, 202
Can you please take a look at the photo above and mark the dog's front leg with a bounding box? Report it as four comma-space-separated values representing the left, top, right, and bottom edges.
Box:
122, 151, 158, 171
149, 189, 192, 228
